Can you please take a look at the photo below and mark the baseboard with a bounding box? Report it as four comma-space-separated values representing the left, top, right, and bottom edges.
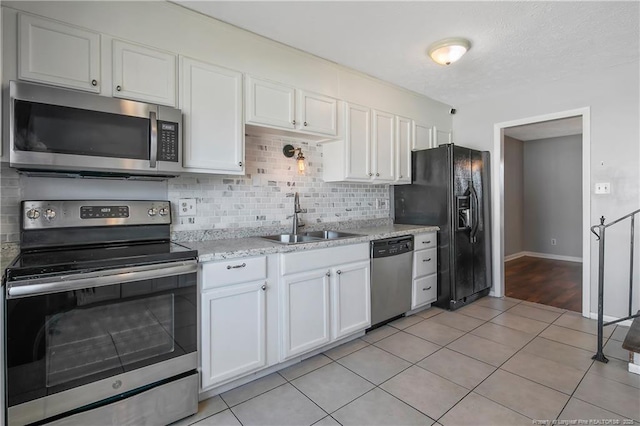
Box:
588, 312, 633, 327
629, 361, 640, 376
505, 251, 582, 263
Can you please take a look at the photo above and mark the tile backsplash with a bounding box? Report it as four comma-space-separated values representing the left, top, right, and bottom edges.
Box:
168, 135, 390, 240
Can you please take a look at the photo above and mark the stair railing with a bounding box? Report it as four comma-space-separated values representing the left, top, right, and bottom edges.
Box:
591, 208, 640, 363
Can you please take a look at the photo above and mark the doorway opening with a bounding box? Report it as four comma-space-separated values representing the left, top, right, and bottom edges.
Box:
492, 108, 591, 317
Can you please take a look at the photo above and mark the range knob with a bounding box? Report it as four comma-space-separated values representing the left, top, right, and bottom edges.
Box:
26, 208, 40, 220
148, 208, 158, 217
43, 208, 57, 220
159, 208, 169, 217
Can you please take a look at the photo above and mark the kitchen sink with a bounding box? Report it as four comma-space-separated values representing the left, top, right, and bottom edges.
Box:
261, 234, 322, 244
261, 230, 361, 244
302, 230, 360, 239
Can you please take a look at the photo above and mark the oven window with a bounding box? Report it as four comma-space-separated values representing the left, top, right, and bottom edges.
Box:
5, 273, 196, 407
13, 100, 150, 160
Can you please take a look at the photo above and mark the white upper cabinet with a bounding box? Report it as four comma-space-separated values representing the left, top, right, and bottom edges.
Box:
297, 90, 338, 136
112, 39, 177, 107
245, 76, 295, 129
396, 116, 412, 184
372, 110, 395, 182
18, 14, 101, 92
434, 127, 453, 145
412, 121, 434, 151
245, 76, 338, 137
180, 57, 244, 174
344, 103, 372, 180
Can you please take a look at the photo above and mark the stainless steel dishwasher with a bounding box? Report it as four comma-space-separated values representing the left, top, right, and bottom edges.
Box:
370, 235, 414, 327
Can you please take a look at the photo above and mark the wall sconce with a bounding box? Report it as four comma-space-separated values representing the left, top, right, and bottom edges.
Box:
283, 144, 306, 175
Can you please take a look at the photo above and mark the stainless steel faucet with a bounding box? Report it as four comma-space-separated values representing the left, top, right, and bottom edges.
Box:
292, 192, 303, 235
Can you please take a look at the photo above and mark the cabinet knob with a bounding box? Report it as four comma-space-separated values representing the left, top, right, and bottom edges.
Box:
304, 122, 308, 126
292, 120, 296, 125
337, 270, 342, 275
239, 161, 243, 167
369, 173, 373, 177
116, 85, 122, 92
399, 175, 403, 178
91, 79, 98, 86
376, 173, 380, 177
422, 286, 432, 291
326, 271, 330, 277
261, 284, 267, 291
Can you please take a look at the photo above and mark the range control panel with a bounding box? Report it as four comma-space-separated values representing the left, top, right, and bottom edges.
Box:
22, 200, 172, 229
157, 121, 179, 162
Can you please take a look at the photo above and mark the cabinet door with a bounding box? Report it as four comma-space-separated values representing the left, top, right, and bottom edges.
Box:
245, 76, 295, 129
395, 116, 412, 184
434, 127, 453, 146
412, 121, 433, 151
281, 269, 331, 360
18, 14, 100, 92
201, 281, 267, 389
112, 40, 177, 106
412, 275, 437, 309
372, 110, 395, 182
180, 57, 244, 174
297, 90, 337, 136
331, 260, 371, 340
344, 103, 371, 180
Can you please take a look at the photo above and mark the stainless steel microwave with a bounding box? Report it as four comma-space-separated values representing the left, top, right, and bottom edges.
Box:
9, 80, 184, 178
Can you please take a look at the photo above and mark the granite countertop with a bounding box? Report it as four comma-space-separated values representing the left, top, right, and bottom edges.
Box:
183, 224, 439, 262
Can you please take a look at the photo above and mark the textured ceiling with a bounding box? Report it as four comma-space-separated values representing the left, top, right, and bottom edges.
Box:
176, 1, 640, 107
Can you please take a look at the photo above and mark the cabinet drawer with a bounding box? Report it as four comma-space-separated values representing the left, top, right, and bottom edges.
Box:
202, 256, 267, 289
412, 275, 437, 308
413, 248, 436, 278
414, 232, 436, 249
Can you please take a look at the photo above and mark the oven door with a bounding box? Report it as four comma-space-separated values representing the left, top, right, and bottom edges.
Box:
5, 260, 197, 426
9, 80, 162, 175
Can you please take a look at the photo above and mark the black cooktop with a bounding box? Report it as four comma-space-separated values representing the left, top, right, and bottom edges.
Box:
4, 241, 197, 283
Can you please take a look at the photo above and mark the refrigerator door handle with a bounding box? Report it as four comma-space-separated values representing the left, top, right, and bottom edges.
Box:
470, 184, 479, 243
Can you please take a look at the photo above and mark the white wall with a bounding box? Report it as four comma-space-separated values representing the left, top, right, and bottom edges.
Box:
524, 135, 582, 258
453, 61, 640, 318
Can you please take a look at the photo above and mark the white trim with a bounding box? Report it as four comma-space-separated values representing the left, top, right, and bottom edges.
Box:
629, 363, 640, 376
506, 251, 582, 263
588, 312, 633, 328
493, 107, 591, 318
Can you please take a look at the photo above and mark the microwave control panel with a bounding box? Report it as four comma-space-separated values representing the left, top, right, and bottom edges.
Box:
157, 121, 179, 162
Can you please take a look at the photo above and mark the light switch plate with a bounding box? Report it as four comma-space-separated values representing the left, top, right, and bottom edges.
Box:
594, 183, 610, 194
178, 198, 196, 216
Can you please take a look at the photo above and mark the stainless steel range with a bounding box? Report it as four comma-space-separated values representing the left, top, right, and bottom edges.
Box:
3, 200, 198, 426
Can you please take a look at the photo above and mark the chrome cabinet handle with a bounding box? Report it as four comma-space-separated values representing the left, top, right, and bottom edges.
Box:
369, 173, 373, 177
226, 262, 246, 270
376, 173, 380, 177
399, 175, 403, 178
292, 120, 296, 125
261, 284, 267, 291
422, 241, 431, 244
116, 85, 122, 91
337, 270, 342, 275
422, 286, 432, 291
326, 271, 330, 277
423, 258, 432, 262
304, 122, 308, 126
239, 161, 243, 167
91, 79, 98, 86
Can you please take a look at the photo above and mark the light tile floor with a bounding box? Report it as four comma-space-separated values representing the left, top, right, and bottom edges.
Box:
173, 297, 640, 426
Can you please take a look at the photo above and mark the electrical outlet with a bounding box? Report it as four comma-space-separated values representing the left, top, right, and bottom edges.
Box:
551, 238, 557, 246
179, 217, 196, 225
375, 199, 381, 209
594, 183, 611, 194
178, 198, 196, 216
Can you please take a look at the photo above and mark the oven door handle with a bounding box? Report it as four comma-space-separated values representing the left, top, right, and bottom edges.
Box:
7, 260, 197, 299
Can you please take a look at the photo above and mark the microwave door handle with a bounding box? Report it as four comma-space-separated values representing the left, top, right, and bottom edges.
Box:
150, 110, 158, 168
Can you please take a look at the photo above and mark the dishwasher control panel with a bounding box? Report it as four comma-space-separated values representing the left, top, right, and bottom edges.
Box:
371, 235, 414, 258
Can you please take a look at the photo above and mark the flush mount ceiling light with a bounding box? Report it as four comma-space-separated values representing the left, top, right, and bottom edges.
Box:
283, 144, 306, 175
427, 38, 471, 66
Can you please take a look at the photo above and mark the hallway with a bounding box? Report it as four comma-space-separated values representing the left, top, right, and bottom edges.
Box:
505, 256, 582, 312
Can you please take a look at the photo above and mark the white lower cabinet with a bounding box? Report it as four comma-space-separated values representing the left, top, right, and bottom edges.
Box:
281, 269, 331, 359
280, 244, 370, 360
201, 281, 266, 389
412, 232, 438, 309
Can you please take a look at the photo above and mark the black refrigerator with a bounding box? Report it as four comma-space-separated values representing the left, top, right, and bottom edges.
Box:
392, 144, 493, 310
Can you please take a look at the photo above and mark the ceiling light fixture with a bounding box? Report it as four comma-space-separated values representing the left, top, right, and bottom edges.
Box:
283, 144, 306, 175
427, 38, 471, 66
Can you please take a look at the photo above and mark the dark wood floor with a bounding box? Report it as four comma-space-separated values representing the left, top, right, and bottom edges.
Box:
505, 256, 582, 312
